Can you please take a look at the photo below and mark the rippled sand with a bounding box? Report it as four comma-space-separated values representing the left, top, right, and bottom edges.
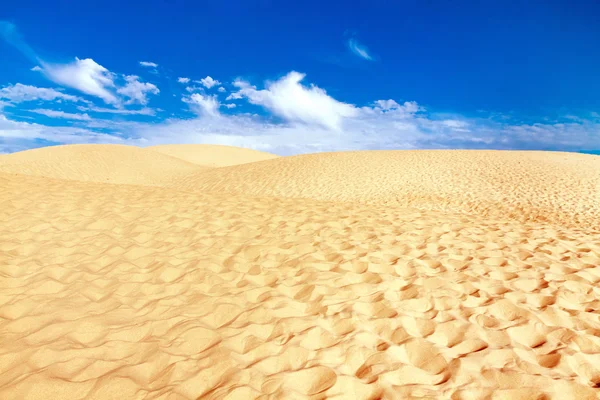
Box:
1, 145, 600, 399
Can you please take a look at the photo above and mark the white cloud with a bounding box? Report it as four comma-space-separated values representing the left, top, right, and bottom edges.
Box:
218, 87, 226, 93
178, 77, 190, 84
223, 103, 236, 109
183, 93, 220, 117
198, 76, 221, 89
116, 75, 159, 105
185, 85, 202, 93
3, 69, 600, 157
77, 105, 156, 116
226, 92, 243, 100
441, 120, 470, 131
231, 71, 358, 130
0, 112, 125, 153
348, 38, 373, 61
30, 108, 92, 121
37, 58, 119, 104
374, 99, 400, 110
0, 83, 84, 103
31, 66, 42, 72
139, 61, 158, 68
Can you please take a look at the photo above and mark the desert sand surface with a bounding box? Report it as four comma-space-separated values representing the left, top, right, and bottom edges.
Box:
172, 150, 600, 230
147, 144, 280, 167
1, 145, 600, 400
0, 144, 206, 186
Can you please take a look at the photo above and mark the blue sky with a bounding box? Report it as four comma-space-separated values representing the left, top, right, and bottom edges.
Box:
1, 0, 599, 155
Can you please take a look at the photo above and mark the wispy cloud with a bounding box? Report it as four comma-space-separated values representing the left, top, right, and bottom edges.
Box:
29, 108, 92, 121
0, 20, 40, 63
347, 38, 373, 61
77, 105, 156, 116
0, 83, 85, 103
2, 24, 161, 109
183, 93, 221, 117
139, 61, 158, 68
178, 77, 190, 84
34, 58, 119, 104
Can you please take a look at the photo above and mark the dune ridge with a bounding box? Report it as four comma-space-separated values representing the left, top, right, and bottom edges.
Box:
170, 150, 600, 230
0, 144, 206, 186
146, 144, 279, 167
1, 145, 600, 399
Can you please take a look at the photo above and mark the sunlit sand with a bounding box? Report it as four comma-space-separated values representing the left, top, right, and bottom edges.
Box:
1, 144, 599, 399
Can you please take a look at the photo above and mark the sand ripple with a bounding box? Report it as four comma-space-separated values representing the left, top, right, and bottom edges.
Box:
1, 170, 600, 399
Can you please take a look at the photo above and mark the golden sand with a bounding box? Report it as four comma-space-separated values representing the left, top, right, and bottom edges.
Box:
1, 145, 600, 399
0, 144, 204, 186
147, 144, 280, 167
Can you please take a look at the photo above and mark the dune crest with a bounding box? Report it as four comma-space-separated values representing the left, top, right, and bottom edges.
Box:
0, 144, 205, 186
147, 144, 279, 167
171, 150, 600, 229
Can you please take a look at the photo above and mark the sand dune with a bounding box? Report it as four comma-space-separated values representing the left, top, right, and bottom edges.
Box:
171, 150, 600, 230
0, 144, 204, 186
147, 144, 279, 167
1, 146, 600, 399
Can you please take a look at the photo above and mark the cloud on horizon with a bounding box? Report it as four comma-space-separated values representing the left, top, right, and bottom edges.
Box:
1, 21, 599, 156
3, 69, 599, 156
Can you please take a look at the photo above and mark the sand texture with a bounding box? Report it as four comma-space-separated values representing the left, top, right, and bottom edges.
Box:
147, 144, 280, 167
1, 146, 600, 399
0, 144, 206, 186
171, 150, 600, 230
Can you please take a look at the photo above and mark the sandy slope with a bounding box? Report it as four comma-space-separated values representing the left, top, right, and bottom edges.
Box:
171, 150, 600, 230
1, 146, 600, 399
147, 144, 279, 167
0, 144, 204, 186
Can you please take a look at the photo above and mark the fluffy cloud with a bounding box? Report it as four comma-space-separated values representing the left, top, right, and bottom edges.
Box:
30, 109, 91, 121
0, 83, 84, 103
139, 61, 158, 68
116, 75, 159, 105
36, 58, 119, 104
348, 38, 373, 61
223, 103, 236, 109
230, 71, 358, 130
183, 93, 220, 117
198, 76, 221, 89
218, 87, 226, 93
178, 77, 190, 84
225, 92, 243, 100
3, 69, 600, 156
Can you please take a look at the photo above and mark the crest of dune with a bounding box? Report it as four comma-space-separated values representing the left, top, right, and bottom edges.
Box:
0, 144, 204, 185
146, 144, 279, 167
170, 150, 600, 229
